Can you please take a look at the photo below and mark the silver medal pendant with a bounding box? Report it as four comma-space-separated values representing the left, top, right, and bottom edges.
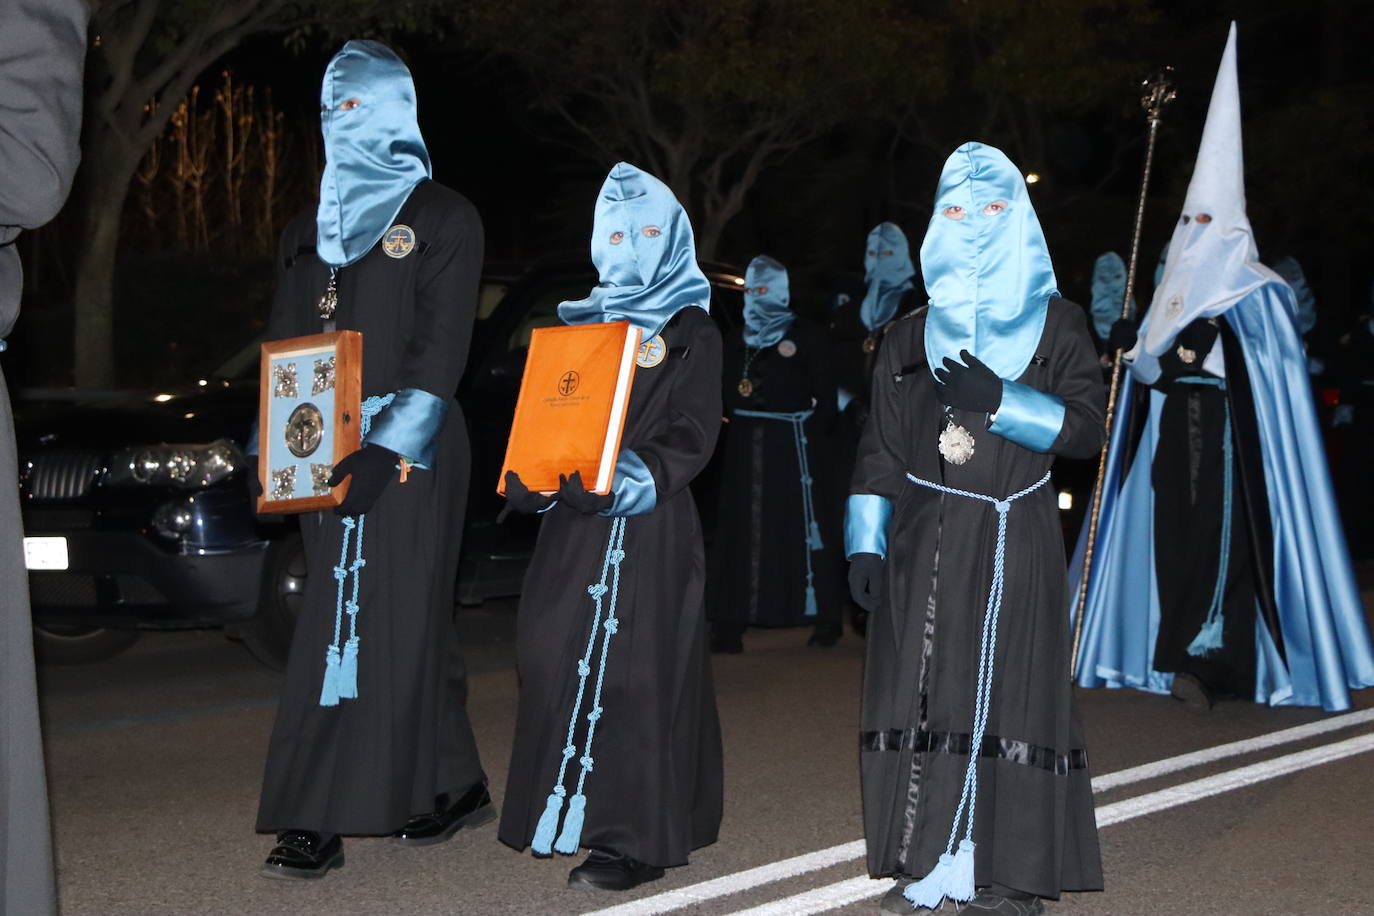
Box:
938, 422, 976, 465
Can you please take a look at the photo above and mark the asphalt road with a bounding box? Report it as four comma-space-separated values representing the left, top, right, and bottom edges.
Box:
37, 589, 1374, 916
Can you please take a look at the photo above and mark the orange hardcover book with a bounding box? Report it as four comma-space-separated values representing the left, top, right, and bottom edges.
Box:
498, 321, 642, 495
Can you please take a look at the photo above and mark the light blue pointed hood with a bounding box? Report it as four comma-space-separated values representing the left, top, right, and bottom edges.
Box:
316, 40, 431, 268
559, 162, 711, 338
742, 255, 794, 347
1091, 251, 1133, 340
921, 141, 1059, 381
1273, 256, 1316, 334
860, 222, 915, 331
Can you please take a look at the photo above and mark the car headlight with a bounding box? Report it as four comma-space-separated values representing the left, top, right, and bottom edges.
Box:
111, 439, 242, 489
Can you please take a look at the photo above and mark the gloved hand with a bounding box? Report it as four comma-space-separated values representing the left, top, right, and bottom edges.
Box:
328, 444, 399, 517
499, 470, 554, 521
934, 349, 1003, 414
1176, 318, 1219, 355
1107, 318, 1138, 353
847, 552, 885, 613
558, 470, 613, 515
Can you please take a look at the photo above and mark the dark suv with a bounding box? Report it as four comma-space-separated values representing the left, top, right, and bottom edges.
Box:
17, 259, 744, 666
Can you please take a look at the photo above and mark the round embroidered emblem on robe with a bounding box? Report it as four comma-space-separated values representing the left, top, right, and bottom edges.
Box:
636, 335, 667, 368
382, 224, 416, 258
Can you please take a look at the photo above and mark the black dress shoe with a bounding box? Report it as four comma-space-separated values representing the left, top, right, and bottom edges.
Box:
260, 831, 343, 880
392, 782, 495, 846
567, 849, 665, 891
1170, 671, 1214, 711
807, 621, 842, 648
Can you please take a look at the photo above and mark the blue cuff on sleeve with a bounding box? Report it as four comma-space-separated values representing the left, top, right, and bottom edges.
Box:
845, 494, 892, 559
988, 380, 1065, 453
364, 388, 449, 469
601, 448, 657, 517
245, 419, 259, 457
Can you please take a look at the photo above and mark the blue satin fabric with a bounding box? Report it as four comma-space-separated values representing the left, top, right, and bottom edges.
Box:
1272, 256, 1316, 335
316, 41, 432, 268
1071, 281, 1374, 710
742, 255, 794, 348
558, 162, 711, 339
1090, 252, 1133, 340
844, 494, 893, 559
921, 142, 1058, 384
365, 387, 448, 468
601, 448, 656, 517
859, 222, 915, 331
988, 380, 1064, 453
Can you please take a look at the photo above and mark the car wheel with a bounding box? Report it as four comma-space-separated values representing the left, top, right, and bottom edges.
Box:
240, 530, 306, 671
33, 622, 140, 665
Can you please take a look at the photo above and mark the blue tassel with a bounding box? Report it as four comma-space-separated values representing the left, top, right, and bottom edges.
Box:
531, 792, 564, 855
318, 646, 341, 707
338, 636, 359, 699
1187, 616, 1224, 657
904, 849, 958, 908
808, 520, 824, 551
804, 585, 818, 618
945, 839, 977, 902
554, 793, 586, 854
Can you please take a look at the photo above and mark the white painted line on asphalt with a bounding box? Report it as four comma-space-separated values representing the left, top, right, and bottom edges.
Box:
717, 730, 1374, 916
1091, 706, 1374, 792
582, 842, 866, 916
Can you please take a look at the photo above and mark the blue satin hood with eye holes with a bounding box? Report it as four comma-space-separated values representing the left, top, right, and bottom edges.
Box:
558, 162, 711, 338
921, 141, 1059, 382
316, 40, 431, 268
1091, 251, 1133, 340
859, 222, 915, 331
742, 255, 794, 348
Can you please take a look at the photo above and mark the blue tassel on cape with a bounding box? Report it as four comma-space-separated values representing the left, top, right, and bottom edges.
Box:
531, 791, 564, 855
1187, 617, 1224, 657
808, 520, 824, 551
903, 839, 977, 908
318, 646, 342, 707
554, 793, 586, 854
338, 635, 360, 699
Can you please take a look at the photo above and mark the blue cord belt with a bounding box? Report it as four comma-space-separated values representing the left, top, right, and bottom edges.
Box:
733, 408, 823, 617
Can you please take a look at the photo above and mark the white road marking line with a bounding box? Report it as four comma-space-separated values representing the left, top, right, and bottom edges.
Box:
722, 730, 1374, 916
1090, 706, 1374, 792
585, 713, 1374, 916
583, 842, 866, 916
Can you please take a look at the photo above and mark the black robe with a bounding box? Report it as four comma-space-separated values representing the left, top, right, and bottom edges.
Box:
499, 307, 724, 868
0, 2, 86, 912
708, 318, 843, 628
256, 179, 486, 836
852, 298, 1104, 898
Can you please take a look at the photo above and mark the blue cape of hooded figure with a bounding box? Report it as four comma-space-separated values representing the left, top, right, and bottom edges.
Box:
1071, 23, 1374, 711
859, 222, 915, 331
316, 40, 431, 268
1272, 256, 1316, 336
922, 142, 1059, 383
742, 254, 793, 348
558, 162, 710, 339
1090, 251, 1133, 341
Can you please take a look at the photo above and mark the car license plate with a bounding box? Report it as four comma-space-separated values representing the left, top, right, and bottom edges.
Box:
24, 537, 69, 571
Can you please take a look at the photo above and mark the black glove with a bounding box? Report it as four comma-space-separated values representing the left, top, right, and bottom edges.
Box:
933, 349, 1003, 414
847, 552, 885, 613
1107, 318, 1138, 353
1177, 318, 1219, 355
499, 470, 553, 521
558, 470, 613, 515
328, 445, 399, 517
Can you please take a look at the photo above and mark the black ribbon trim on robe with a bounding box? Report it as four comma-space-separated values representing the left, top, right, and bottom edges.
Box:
862, 728, 1090, 776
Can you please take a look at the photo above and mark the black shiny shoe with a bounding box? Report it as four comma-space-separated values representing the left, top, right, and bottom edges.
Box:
567, 848, 665, 891
807, 621, 842, 648
392, 782, 496, 846
260, 831, 343, 880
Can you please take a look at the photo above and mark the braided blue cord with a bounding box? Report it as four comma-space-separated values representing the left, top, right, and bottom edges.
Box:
569, 517, 628, 798
734, 408, 822, 614
905, 471, 1050, 852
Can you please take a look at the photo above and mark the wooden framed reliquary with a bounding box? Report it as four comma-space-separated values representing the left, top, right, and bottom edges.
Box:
257, 330, 363, 514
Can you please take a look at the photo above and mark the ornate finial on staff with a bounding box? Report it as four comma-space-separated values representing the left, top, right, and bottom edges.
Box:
1070, 66, 1176, 681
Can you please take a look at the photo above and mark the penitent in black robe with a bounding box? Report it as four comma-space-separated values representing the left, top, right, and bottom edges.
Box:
709, 318, 843, 628
256, 179, 486, 836
499, 307, 724, 868
851, 298, 1104, 898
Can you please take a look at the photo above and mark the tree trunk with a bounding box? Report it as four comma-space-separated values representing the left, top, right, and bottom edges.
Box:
70, 146, 139, 389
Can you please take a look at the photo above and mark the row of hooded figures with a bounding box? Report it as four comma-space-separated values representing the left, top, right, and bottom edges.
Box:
248, 25, 1374, 915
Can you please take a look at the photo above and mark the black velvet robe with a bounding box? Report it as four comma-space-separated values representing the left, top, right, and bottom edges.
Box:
851, 298, 1104, 898
499, 307, 724, 868
708, 318, 843, 628
256, 179, 487, 835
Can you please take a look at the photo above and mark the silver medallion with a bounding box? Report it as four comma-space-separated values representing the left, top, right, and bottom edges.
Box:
284, 402, 324, 458
938, 423, 976, 465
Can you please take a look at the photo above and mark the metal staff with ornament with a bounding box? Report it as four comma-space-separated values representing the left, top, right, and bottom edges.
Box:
1070, 69, 1176, 679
